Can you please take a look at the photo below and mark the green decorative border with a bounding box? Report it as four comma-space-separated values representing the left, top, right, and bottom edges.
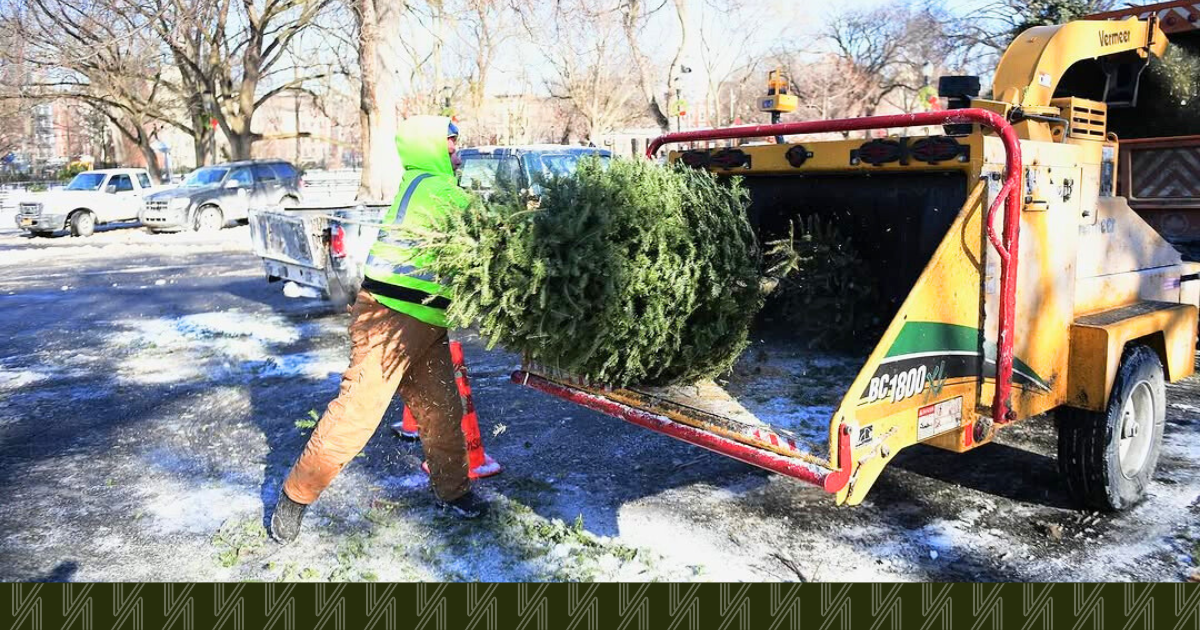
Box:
4, 583, 1199, 628
882, 321, 1050, 390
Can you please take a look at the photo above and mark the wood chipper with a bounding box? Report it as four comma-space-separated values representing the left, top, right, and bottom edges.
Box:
513, 14, 1200, 511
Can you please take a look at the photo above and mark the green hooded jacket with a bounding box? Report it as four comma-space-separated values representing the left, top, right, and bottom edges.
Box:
361, 115, 469, 327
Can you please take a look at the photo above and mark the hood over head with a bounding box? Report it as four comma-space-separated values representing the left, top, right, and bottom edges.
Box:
395, 115, 455, 178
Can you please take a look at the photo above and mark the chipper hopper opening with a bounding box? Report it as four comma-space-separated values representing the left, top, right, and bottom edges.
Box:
515, 108, 1026, 505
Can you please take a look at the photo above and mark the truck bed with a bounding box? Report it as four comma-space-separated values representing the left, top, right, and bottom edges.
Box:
248, 202, 387, 303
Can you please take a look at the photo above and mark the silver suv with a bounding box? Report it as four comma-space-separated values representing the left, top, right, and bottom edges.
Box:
141, 160, 301, 232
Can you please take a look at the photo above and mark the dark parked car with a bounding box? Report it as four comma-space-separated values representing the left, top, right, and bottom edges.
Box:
456, 145, 612, 198
140, 159, 301, 232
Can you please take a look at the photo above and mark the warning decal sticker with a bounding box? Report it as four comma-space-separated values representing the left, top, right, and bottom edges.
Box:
917, 396, 963, 440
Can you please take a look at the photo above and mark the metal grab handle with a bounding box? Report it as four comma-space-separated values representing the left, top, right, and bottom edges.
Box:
985, 179, 1015, 265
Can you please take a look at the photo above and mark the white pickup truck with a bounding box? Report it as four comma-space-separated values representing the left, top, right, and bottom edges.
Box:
15, 168, 168, 237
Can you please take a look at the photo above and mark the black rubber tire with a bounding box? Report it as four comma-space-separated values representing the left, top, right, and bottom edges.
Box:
69, 211, 96, 237
194, 205, 223, 232
1056, 345, 1166, 511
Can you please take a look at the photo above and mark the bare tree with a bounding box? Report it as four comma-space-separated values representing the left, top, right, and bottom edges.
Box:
458, 0, 512, 114
620, 0, 689, 133
356, 0, 406, 200
530, 0, 638, 140
0, 38, 32, 160
696, 1, 761, 128
943, 0, 1118, 74
546, 37, 636, 140
823, 2, 957, 118
150, 0, 336, 160
0, 0, 177, 181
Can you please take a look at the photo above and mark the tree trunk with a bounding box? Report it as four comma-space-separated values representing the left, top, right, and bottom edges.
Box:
187, 93, 212, 167
621, 0, 677, 133
192, 125, 211, 169
103, 109, 166, 183
356, 0, 404, 202
135, 131, 165, 184
228, 131, 255, 161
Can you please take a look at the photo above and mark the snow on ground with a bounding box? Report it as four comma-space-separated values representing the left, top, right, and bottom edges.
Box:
0, 365, 51, 390
105, 310, 346, 385
1, 224, 1200, 582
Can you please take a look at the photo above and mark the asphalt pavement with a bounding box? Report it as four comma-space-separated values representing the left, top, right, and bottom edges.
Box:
1, 223, 1198, 582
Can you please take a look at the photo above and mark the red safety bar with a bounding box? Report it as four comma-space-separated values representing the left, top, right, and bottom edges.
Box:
647, 108, 1024, 428
513, 370, 853, 492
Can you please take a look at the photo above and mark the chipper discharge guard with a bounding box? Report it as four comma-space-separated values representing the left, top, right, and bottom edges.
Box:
515, 15, 1200, 510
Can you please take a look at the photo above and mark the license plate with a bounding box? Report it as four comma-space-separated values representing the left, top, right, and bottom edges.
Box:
19, 217, 33, 227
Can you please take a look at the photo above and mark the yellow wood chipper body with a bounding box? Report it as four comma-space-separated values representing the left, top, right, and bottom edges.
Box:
514, 15, 1200, 510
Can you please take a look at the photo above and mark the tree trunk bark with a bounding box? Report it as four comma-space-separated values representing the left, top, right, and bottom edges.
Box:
356, 0, 404, 202
193, 126, 210, 169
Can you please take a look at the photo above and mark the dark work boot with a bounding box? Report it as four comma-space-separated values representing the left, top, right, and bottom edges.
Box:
270, 492, 309, 543
437, 491, 489, 519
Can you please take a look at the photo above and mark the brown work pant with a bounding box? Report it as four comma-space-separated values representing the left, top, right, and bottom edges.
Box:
282, 291, 469, 504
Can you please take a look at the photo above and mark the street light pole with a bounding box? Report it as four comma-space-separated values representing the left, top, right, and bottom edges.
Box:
675, 88, 681, 133
674, 65, 692, 135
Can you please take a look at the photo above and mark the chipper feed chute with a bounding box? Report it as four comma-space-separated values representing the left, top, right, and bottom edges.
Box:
514, 108, 1025, 505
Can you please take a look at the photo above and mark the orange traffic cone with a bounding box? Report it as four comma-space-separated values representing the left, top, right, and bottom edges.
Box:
390, 406, 421, 441
409, 341, 502, 479
450, 341, 502, 478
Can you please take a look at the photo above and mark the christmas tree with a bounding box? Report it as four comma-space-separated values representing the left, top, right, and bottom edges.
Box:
760, 215, 883, 349
413, 158, 771, 386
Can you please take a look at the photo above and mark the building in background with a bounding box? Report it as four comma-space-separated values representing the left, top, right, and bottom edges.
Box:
253, 89, 358, 170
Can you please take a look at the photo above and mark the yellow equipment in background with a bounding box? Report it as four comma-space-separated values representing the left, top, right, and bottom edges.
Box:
759, 68, 798, 115
759, 68, 798, 143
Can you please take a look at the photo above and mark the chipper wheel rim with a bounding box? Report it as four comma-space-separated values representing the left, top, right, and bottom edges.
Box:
1118, 380, 1156, 479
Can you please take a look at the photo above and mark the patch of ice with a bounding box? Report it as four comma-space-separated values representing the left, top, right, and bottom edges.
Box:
283, 282, 323, 299
1163, 431, 1200, 462
144, 483, 260, 534
381, 474, 429, 490
0, 367, 50, 390
248, 351, 347, 381
740, 398, 835, 447
616, 501, 762, 581
110, 311, 321, 384
118, 356, 206, 384
172, 311, 301, 345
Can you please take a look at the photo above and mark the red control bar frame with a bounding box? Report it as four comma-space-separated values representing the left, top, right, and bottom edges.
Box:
647, 109, 1024, 428
513, 370, 853, 492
